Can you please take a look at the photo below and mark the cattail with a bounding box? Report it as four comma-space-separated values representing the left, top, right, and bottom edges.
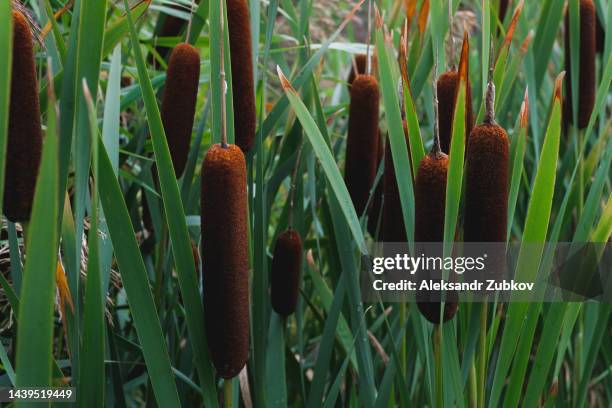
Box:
227, 0, 256, 153
345, 74, 380, 216
3, 11, 43, 223
201, 144, 249, 379
436, 71, 473, 155
382, 121, 411, 242
414, 153, 459, 323
464, 123, 509, 242
367, 129, 383, 237
415, 66, 458, 324
464, 62, 509, 296
564, 0, 596, 129
270, 228, 303, 316
160, 43, 200, 176
414, 154, 448, 243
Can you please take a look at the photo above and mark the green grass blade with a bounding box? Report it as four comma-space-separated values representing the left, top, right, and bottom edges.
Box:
0, 341, 15, 386
122, 2, 218, 405
444, 77, 466, 246
306, 275, 349, 408
70, 0, 108, 382
507, 91, 528, 240
100, 44, 122, 290
376, 15, 416, 244
97, 140, 181, 407
489, 74, 563, 407
77, 81, 105, 407
15, 80, 60, 399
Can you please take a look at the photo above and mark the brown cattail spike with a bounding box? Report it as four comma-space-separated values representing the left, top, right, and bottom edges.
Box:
415, 71, 458, 323
436, 32, 473, 154
3, 11, 43, 223
464, 124, 509, 242
160, 43, 200, 176
201, 144, 249, 379
414, 153, 458, 323
227, 0, 256, 152
345, 74, 380, 216
414, 154, 447, 242
270, 228, 303, 316
564, 0, 596, 129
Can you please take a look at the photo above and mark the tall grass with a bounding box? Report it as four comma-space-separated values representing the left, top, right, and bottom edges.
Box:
0, 0, 610, 407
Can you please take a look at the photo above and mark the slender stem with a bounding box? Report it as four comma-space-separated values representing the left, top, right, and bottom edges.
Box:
484, 40, 496, 125
477, 302, 488, 408
288, 144, 304, 229
219, 0, 228, 147
446, 0, 455, 70
366, 0, 372, 75
432, 58, 441, 156
224, 379, 233, 408
434, 326, 443, 408
469, 361, 478, 408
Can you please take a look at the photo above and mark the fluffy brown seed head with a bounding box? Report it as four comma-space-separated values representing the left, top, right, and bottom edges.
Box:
414, 153, 448, 242
270, 229, 303, 316
414, 153, 459, 323
160, 43, 200, 177
436, 71, 473, 154
345, 74, 380, 216
382, 122, 412, 242
3, 11, 43, 223
464, 124, 509, 242
201, 144, 249, 379
227, 0, 256, 153
564, 0, 596, 129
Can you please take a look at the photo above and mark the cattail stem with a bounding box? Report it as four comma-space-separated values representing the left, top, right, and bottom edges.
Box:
446, 0, 455, 70
366, 0, 372, 75
432, 60, 441, 156
434, 326, 443, 407
484, 43, 496, 125
477, 304, 488, 408
288, 144, 304, 229
224, 379, 233, 408
220, 0, 228, 148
